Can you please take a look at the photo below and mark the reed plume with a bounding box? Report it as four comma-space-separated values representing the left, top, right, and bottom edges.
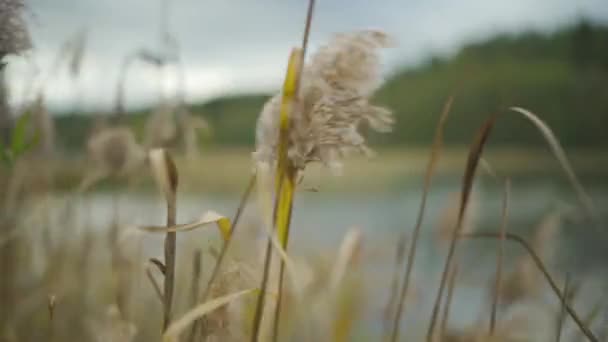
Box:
0, 0, 30, 60
79, 126, 146, 192
254, 29, 394, 174
251, 26, 394, 342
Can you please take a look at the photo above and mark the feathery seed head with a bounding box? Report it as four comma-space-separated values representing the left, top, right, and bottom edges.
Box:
0, 0, 31, 60
254, 30, 394, 173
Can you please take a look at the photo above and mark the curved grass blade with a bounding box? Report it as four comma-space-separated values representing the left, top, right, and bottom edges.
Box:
139, 210, 231, 241
388, 96, 453, 342
461, 231, 598, 342
510, 107, 599, 227
490, 178, 510, 335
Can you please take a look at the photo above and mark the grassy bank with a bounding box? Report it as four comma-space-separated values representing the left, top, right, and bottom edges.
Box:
37, 147, 608, 194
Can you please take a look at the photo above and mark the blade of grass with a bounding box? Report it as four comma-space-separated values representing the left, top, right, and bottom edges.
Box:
330, 229, 363, 292
556, 274, 570, 342
461, 232, 598, 342
330, 229, 363, 342
139, 210, 231, 241
490, 178, 510, 335
383, 235, 407, 330
187, 249, 202, 342
570, 300, 603, 342
197, 173, 256, 338
145, 263, 164, 304
388, 96, 453, 342
426, 114, 498, 341
510, 107, 599, 227
439, 263, 459, 341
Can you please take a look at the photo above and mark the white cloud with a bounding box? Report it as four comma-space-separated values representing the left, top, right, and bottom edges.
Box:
5, 0, 608, 112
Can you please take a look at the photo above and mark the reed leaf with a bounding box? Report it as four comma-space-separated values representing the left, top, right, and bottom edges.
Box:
426, 114, 498, 341
139, 210, 231, 242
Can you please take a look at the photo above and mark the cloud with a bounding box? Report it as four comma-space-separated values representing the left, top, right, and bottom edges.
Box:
5, 0, 608, 112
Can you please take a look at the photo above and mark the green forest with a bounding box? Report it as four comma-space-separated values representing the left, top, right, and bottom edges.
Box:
56, 21, 608, 151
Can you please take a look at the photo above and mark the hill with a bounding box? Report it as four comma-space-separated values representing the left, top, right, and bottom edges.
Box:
55, 21, 608, 151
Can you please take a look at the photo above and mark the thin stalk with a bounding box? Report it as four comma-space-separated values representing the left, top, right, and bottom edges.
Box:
48, 295, 56, 342
388, 96, 453, 342
439, 263, 459, 340
163, 196, 177, 331
426, 115, 497, 341
570, 301, 603, 342
490, 178, 510, 335
254, 2, 314, 337
270, 0, 315, 335
146, 265, 164, 303
147, 149, 179, 332
251, 232, 275, 342
461, 232, 597, 342
385, 97, 453, 342
198, 174, 255, 339
383, 234, 407, 330
187, 249, 202, 342
510, 107, 599, 227
556, 274, 570, 342
271, 167, 296, 342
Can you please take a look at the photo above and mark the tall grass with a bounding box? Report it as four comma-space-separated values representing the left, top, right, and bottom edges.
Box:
1, 2, 606, 341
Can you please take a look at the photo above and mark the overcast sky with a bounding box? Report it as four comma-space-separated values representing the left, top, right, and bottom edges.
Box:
4, 0, 608, 112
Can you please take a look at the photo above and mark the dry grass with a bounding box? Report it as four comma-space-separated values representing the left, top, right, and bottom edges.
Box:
1, 2, 606, 341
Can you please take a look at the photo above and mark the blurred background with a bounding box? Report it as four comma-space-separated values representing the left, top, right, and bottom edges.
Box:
1, 0, 608, 341
2, 0, 608, 186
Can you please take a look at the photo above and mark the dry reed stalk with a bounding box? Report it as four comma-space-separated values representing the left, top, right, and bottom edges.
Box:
196, 173, 255, 338
426, 114, 497, 341
490, 178, 510, 335
252, 8, 391, 342
461, 232, 598, 342
569, 300, 603, 342
329, 229, 363, 342
435, 189, 480, 247
251, 49, 302, 342
492, 210, 561, 310
556, 274, 570, 342
270, 3, 316, 338
48, 294, 56, 341
388, 96, 453, 342
383, 234, 407, 329
186, 249, 202, 342
149, 149, 178, 331
439, 263, 459, 341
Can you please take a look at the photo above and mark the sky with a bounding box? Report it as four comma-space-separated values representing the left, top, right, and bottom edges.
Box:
4, 0, 608, 113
